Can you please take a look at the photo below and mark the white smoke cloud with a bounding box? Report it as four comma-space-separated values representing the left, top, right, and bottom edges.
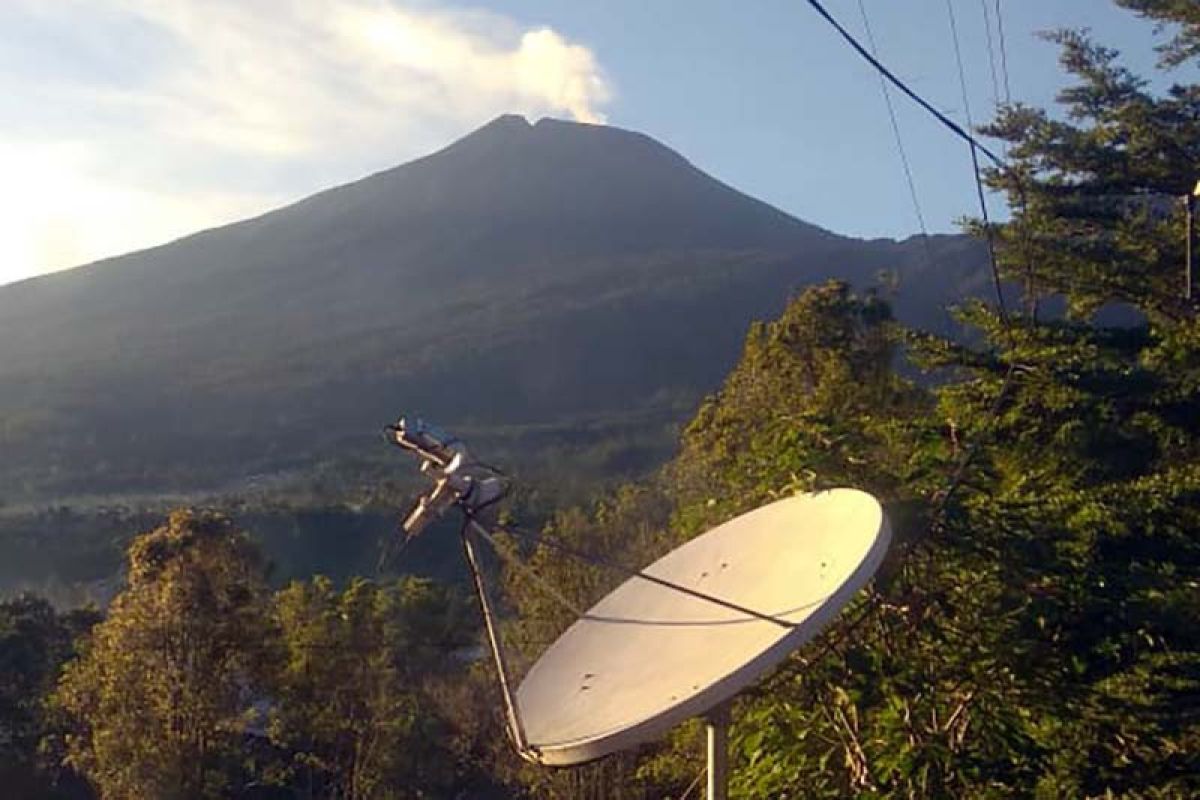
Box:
339, 7, 610, 126
0, 0, 612, 286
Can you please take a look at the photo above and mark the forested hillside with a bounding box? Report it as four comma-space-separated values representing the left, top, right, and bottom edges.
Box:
3, 1, 1199, 797
0, 101, 991, 601
0, 113, 989, 510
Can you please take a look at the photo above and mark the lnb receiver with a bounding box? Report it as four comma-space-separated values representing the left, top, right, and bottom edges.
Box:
387, 417, 507, 538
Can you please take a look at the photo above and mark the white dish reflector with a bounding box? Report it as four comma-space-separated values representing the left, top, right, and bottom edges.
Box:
515, 488, 890, 765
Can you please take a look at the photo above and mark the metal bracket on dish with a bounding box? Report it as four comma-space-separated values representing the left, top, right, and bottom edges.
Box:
387, 417, 506, 538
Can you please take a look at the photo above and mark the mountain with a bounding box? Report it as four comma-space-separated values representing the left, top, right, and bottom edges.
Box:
0, 114, 989, 507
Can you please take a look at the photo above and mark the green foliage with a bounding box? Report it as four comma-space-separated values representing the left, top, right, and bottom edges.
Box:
8, 6, 1200, 799
961, 14, 1200, 795
671, 279, 933, 534
665, 283, 1047, 798
25, 510, 496, 800
267, 575, 470, 799
0, 595, 98, 797
496, 7, 1200, 797
1117, 0, 1200, 67
51, 510, 273, 799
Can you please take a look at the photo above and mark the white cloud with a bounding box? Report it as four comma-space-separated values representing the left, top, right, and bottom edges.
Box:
0, 0, 612, 286
0, 142, 276, 281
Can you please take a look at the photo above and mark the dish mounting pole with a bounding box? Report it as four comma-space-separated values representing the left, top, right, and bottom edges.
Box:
461, 519, 529, 755
705, 700, 732, 800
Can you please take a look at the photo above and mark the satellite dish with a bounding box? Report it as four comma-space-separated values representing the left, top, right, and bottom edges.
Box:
515, 489, 890, 774
384, 420, 889, 800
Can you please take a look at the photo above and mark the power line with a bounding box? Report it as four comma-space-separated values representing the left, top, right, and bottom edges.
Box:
945, 0, 977, 131
855, 0, 932, 250
945, 0, 1010, 327
995, 0, 1013, 103
800, 0, 1012, 324
804, 3, 1023, 603
799, 0, 1005, 169
979, 0, 1002, 106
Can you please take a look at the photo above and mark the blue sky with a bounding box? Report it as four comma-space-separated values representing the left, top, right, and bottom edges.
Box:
0, 0, 1193, 286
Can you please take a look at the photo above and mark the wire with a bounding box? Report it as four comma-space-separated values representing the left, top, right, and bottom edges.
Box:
965, 141, 1009, 326
802, 0, 1012, 325
374, 0, 1046, 747
799, 0, 1004, 169
375, 526, 413, 573
854, 0, 934, 267
945, 0, 977, 132
490, 518, 799, 630
945, 0, 1011, 327
979, 0, 1002, 107
995, 0, 1012, 104
678, 767, 706, 800
466, 517, 589, 619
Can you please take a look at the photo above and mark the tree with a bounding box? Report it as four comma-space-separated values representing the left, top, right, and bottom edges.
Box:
497, 6, 1200, 796
664, 281, 1041, 798
500, 281, 962, 798
951, 9, 1200, 792
1117, 0, 1200, 67
267, 575, 469, 799
703, 8, 1200, 794
0, 595, 98, 798
670, 279, 929, 535
51, 510, 272, 799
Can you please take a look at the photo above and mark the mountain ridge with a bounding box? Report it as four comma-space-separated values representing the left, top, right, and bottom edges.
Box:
0, 114, 989, 505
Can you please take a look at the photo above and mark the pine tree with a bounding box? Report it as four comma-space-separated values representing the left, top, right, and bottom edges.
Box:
943, 9, 1200, 792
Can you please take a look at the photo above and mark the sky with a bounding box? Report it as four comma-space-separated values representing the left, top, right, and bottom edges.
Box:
0, 0, 1194, 287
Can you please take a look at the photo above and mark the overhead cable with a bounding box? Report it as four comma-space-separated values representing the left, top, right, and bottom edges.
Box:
979, 0, 1002, 106
855, 0, 932, 248
799, 0, 1005, 169
467, 517, 589, 619
945, 0, 977, 131
945, 0, 1010, 326
791, 3, 1026, 675
995, 0, 1013, 103
482, 514, 799, 631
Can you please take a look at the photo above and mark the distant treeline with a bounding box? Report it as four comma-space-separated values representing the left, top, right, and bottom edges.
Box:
2, 510, 512, 799
0, 414, 679, 606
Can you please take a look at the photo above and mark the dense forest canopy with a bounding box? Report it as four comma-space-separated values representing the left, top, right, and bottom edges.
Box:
3, 1, 1200, 797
